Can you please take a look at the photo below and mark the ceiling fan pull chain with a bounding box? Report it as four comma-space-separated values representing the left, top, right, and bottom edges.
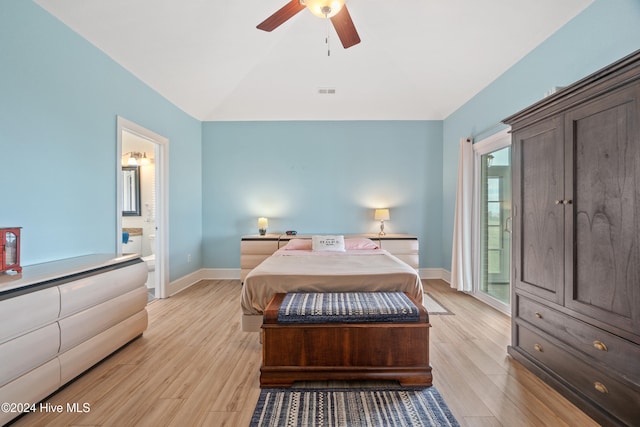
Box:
326, 17, 331, 56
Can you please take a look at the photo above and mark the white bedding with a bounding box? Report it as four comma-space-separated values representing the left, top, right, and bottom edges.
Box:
240, 248, 423, 331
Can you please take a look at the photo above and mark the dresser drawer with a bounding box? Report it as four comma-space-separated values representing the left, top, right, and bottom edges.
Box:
515, 324, 640, 426
240, 254, 271, 270
517, 295, 640, 385
393, 254, 419, 270
0, 287, 60, 344
240, 240, 279, 255
378, 239, 419, 255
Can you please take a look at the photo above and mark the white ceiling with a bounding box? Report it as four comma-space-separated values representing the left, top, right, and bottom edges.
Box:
34, 0, 593, 121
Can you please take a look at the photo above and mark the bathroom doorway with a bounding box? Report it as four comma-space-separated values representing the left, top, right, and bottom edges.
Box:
116, 117, 169, 300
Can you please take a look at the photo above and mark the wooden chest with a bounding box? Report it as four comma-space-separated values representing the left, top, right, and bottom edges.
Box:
260, 293, 432, 388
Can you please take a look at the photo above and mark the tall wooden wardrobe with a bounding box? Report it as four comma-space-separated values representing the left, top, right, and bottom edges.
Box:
503, 50, 640, 426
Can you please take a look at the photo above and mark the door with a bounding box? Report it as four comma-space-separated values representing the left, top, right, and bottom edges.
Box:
479, 147, 511, 305
564, 85, 640, 335
512, 117, 565, 305
473, 130, 512, 313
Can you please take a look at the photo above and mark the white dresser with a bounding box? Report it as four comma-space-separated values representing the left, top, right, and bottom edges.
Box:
0, 254, 148, 425
240, 234, 419, 283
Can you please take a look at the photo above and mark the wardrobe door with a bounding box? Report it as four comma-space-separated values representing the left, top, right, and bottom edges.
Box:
564, 84, 640, 337
512, 116, 565, 304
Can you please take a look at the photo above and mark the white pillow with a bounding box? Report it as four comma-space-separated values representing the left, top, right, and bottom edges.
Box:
312, 235, 346, 252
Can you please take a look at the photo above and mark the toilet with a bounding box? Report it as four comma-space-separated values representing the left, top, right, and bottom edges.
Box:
142, 235, 155, 289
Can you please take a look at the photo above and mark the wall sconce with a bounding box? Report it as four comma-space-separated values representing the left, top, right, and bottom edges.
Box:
122, 152, 151, 166
374, 209, 390, 236
258, 217, 268, 236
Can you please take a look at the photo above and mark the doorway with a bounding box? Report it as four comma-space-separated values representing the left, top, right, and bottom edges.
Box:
116, 116, 169, 300
473, 130, 511, 314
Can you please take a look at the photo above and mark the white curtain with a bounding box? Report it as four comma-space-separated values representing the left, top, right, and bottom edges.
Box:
450, 137, 474, 292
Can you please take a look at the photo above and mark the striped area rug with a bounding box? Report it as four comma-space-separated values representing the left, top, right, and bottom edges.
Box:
277, 292, 420, 324
250, 387, 460, 427
422, 293, 452, 315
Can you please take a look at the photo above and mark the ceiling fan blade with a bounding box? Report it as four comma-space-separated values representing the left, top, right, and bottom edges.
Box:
257, 0, 306, 32
330, 5, 360, 48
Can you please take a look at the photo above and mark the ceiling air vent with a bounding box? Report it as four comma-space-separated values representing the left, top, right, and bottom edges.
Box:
317, 87, 336, 95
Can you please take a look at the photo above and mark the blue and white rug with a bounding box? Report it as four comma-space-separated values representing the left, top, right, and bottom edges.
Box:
422, 293, 452, 315
250, 387, 460, 427
277, 292, 421, 324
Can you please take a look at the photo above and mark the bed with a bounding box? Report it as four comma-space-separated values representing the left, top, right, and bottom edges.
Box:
241, 236, 424, 332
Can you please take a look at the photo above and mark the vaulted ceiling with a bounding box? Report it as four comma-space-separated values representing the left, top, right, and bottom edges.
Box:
35, 0, 593, 121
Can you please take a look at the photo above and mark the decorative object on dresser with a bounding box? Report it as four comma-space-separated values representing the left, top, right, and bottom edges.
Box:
503, 49, 640, 427
0, 227, 21, 273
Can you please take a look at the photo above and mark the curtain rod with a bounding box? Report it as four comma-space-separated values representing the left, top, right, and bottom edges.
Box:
470, 122, 508, 141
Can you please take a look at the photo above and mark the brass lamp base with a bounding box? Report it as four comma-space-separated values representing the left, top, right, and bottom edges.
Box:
378, 221, 386, 236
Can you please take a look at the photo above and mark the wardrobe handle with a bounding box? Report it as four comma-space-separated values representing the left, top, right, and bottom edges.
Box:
593, 341, 608, 352
534, 312, 543, 319
563, 199, 573, 205
555, 200, 562, 205
534, 344, 543, 352
594, 382, 608, 394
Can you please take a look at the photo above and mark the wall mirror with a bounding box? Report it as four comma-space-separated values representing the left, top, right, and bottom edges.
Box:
122, 166, 141, 216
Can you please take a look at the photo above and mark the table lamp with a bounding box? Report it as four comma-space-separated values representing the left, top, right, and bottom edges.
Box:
374, 209, 390, 236
258, 217, 268, 235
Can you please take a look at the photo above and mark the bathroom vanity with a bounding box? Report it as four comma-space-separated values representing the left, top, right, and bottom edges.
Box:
0, 254, 148, 425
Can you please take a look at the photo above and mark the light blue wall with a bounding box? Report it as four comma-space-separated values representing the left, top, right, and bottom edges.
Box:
202, 121, 443, 269
0, 0, 202, 280
2, 0, 638, 281
441, 0, 640, 270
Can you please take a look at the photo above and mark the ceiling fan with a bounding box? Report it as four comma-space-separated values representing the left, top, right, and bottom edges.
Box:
257, 0, 361, 49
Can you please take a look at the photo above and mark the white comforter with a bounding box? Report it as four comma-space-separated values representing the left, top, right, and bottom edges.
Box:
241, 249, 423, 316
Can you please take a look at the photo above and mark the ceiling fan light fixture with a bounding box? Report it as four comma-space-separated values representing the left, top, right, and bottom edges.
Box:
302, 0, 345, 18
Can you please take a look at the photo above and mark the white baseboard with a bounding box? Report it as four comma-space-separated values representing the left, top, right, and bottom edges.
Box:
200, 268, 241, 280
168, 269, 208, 296
419, 268, 451, 284
169, 267, 452, 296
168, 268, 239, 296
440, 269, 451, 284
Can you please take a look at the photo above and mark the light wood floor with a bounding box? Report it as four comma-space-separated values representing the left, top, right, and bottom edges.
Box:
11, 279, 599, 427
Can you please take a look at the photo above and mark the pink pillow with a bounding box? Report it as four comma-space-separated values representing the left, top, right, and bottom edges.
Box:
282, 239, 312, 250
345, 238, 379, 250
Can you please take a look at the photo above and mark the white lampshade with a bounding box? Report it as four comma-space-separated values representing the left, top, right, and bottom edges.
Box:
258, 217, 268, 229
302, 0, 345, 18
374, 209, 390, 221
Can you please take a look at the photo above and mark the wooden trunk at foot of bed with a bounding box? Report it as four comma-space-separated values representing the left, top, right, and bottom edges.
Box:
260, 293, 432, 388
